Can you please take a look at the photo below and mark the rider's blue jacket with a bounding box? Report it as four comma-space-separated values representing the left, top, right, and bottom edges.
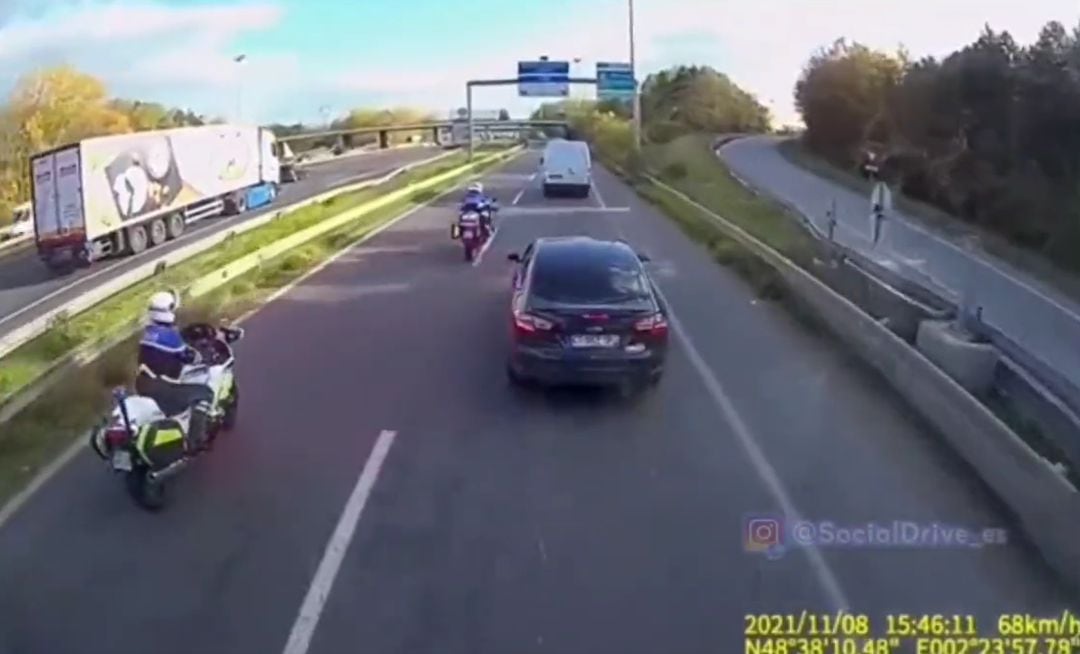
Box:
138, 322, 195, 382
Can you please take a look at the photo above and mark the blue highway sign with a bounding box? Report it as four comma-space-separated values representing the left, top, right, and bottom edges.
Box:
596, 62, 635, 100
518, 60, 570, 97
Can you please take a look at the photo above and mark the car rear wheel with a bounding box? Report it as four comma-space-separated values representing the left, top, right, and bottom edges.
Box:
506, 363, 533, 389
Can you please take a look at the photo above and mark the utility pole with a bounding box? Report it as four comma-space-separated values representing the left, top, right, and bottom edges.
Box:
233, 54, 247, 123
628, 0, 641, 150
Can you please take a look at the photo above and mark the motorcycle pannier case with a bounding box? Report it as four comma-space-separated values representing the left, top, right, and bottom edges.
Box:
135, 419, 186, 471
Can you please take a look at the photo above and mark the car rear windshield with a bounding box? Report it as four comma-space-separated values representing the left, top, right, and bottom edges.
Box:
530, 246, 653, 309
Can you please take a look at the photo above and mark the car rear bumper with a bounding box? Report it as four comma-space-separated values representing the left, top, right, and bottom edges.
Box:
510, 344, 664, 387
542, 180, 590, 196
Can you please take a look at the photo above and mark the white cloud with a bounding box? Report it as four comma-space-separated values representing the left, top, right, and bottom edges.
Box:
322, 0, 1080, 125
0, 0, 1076, 124
0, 0, 291, 122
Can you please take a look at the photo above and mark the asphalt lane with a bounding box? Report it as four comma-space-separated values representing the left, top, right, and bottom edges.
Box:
0, 145, 444, 340
0, 151, 1069, 654
719, 135, 1080, 403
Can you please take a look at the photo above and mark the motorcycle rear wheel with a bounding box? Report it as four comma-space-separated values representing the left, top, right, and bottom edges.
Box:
126, 468, 166, 511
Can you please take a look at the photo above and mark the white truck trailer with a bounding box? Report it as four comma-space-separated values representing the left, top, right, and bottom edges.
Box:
30, 124, 281, 269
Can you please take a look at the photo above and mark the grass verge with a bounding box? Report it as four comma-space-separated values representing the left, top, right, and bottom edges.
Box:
777, 137, 1080, 306
0, 150, 488, 406
645, 134, 821, 269
0, 150, 513, 508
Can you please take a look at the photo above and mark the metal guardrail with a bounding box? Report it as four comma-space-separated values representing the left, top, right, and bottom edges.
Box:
0, 148, 460, 364
0, 144, 441, 261
277, 120, 567, 144
0, 234, 31, 254
0, 147, 521, 427
644, 173, 1080, 595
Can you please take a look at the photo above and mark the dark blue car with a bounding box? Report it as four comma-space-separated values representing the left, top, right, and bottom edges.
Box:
505, 236, 669, 393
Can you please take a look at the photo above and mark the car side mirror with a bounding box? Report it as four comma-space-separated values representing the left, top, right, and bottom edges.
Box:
507, 252, 521, 262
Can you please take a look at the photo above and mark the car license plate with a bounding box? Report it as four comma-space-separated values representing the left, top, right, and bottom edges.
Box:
570, 334, 618, 348
112, 450, 132, 471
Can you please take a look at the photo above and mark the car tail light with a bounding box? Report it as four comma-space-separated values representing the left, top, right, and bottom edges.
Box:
512, 311, 555, 339
633, 313, 669, 340
104, 426, 131, 449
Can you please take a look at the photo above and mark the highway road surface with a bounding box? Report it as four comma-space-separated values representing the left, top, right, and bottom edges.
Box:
0, 146, 445, 344
0, 150, 1069, 654
719, 135, 1080, 403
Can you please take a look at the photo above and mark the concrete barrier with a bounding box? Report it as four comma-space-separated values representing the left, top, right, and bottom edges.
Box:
644, 174, 1080, 593
915, 320, 999, 396
814, 257, 951, 343
0, 147, 521, 427
0, 149, 462, 363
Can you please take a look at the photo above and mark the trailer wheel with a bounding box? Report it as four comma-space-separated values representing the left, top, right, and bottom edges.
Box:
166, 213, 185, 240
227, 192, 248, 215
148, 218, 168, 247
126, 225, 148, 255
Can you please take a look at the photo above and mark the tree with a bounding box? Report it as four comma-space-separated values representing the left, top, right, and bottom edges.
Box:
641, 65, 769, 142
794, 40, 905, 160
793, 20, 1080, 269
0, 66, 132, 215
8, 66, 132, 153
498, 108, 510, 121
0, 66, 208, 221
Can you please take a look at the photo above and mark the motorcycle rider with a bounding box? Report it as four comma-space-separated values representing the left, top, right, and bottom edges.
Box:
135, 291, 214, 452
460, 182, 496, 237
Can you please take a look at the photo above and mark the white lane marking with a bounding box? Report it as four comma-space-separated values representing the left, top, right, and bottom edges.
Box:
597, 169, 849, 611
282, 429, 397, 654
591, 180, 608, 209
604, 188, 850, 608
0, 436, 85, 531
654, 286, 850, 612
472, 227, 498, 267
0, 153, 530, 534
512, 173, 536, 206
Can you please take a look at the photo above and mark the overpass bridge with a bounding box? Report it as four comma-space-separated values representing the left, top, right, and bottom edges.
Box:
277, 119, 569, 151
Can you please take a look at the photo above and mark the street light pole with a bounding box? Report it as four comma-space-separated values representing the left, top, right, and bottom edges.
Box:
233, 54, 247, 123
628, 0, 641, 150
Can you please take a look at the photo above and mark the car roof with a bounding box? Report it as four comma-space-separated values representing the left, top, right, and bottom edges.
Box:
531, 236, 639, 265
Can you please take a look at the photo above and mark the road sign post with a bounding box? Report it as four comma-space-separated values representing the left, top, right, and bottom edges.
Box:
465, 76, 596, 160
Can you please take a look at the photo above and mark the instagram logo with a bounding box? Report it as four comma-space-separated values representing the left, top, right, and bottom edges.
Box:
744, 515, 784, 558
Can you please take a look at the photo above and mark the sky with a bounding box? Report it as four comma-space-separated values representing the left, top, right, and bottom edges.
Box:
0, 0, 1076, 127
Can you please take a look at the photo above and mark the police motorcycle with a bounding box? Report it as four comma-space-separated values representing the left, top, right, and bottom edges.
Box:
450, 187, 498, 262
90, 307, 243, 511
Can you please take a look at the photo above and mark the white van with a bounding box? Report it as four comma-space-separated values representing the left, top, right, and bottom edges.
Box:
3, 202, 32, 241
540, 139, 591, 198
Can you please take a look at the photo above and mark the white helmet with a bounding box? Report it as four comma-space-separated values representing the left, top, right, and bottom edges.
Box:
147, 290, 179, 325
467, 182, 483, 194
